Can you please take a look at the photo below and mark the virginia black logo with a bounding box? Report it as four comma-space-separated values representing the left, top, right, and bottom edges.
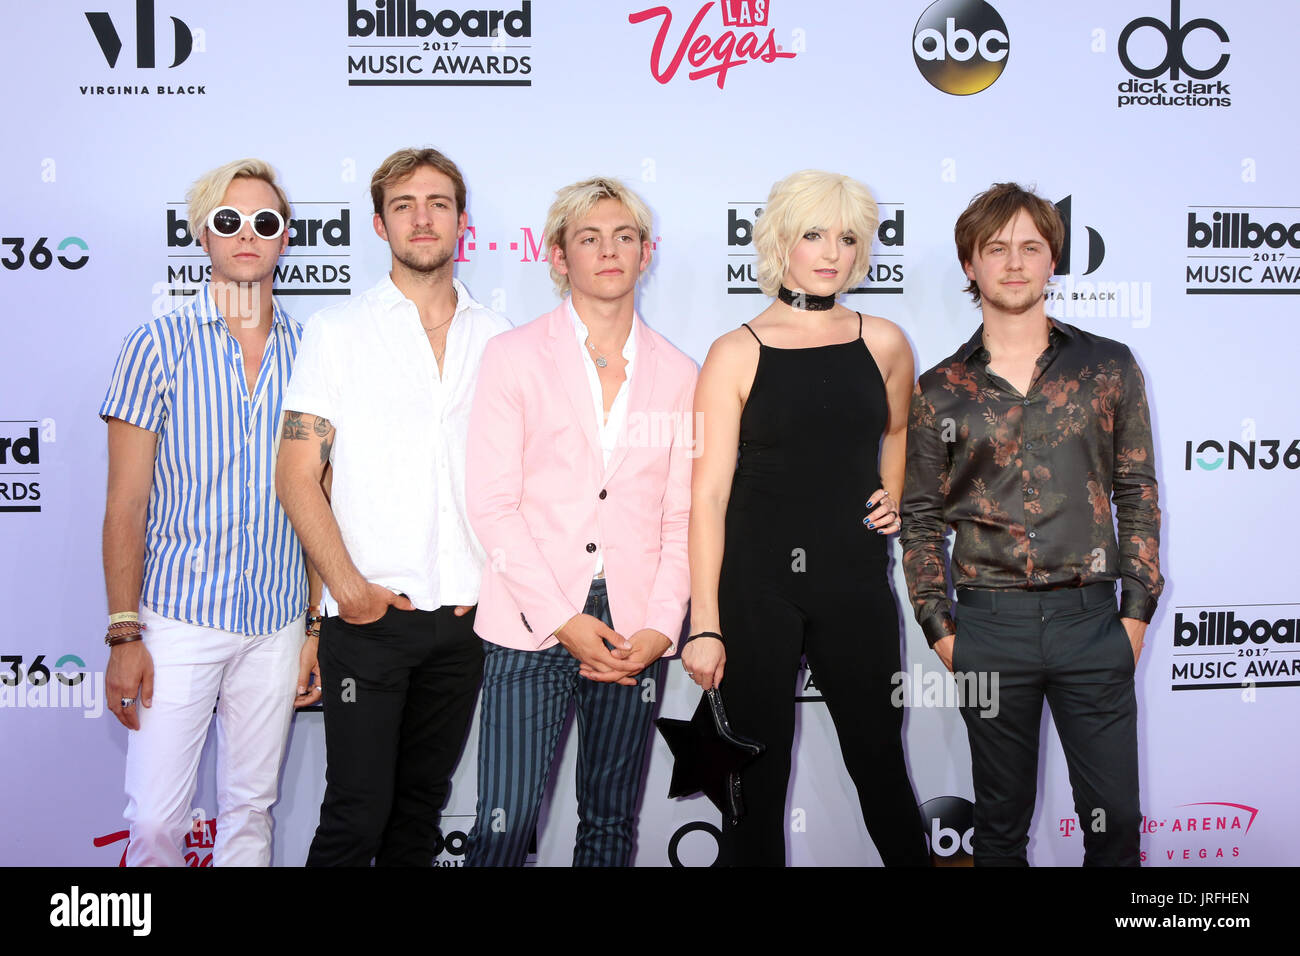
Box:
86, 0, 193, 68
1053, 196, 1105, 277
912, 0, 1009, 96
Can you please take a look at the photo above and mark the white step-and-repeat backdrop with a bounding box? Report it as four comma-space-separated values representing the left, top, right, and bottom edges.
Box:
2, 0, 1295, 866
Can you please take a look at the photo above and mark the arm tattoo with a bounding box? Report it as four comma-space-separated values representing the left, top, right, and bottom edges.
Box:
282, 411, 308, 441
314, 416, 334, 464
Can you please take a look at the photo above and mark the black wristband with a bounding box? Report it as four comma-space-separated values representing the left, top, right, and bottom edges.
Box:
684, 630, 725, 648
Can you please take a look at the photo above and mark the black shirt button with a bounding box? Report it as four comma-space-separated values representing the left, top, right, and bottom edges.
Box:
1022, 399, 1030, 406
586, 542, 597, 553
599, 489, 607, 500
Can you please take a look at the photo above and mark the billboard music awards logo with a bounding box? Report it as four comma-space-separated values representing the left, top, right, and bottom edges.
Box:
164, 202, 354, 297
1185, 207, 1300, 294
346, 0, 534, 86
912, 0, 1009, 95
1115, 1, 1230, 109
628, 0, 798, 89
1169, 602, 1299, 691
725, 200, 904, 295
1059, 801, 1256, 864
0, 420, 53, 514
81, 0, 207, 96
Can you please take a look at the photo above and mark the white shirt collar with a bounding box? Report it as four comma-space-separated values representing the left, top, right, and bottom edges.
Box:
375, 273, 477, 319
567, 297, 638, 362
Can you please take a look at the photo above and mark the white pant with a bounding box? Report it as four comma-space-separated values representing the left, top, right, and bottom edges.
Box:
123, 607, 303, 866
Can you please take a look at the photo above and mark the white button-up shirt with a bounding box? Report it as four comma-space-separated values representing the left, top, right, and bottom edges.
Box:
569, 298, 637, 576
285, 275, 510, 614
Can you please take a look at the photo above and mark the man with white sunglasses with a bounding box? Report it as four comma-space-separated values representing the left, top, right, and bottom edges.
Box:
100, 158, 320, 865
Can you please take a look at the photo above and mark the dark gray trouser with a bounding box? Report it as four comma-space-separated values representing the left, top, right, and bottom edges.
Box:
954, 584, 1140, 867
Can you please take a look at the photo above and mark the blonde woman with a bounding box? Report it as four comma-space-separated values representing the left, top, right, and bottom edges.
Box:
684, 170, 927, 866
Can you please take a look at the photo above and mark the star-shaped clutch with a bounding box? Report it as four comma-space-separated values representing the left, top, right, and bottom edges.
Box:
655, 688, 765, 826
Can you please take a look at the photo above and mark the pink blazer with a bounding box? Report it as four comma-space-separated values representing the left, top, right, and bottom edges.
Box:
466, 303, 697, 652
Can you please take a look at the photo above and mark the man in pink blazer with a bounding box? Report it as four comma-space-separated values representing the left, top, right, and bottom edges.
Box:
464, 178, 697, 866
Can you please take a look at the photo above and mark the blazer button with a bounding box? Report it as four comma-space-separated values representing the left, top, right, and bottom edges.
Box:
586, 542, 597, 553
599, 489, 607, 500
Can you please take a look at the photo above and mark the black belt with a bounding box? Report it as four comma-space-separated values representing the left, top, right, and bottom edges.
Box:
956, 581, 1115, 611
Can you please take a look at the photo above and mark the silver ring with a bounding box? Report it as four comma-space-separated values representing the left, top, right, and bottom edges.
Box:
685, 670, 694, 679
120, 697, 136, 708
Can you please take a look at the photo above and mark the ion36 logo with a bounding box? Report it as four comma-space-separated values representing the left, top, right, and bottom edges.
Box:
912, 0, 1009, 95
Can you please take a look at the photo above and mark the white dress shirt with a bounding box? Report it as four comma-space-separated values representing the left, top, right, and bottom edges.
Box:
285, 275, 510, 614
569, 297, 637, 576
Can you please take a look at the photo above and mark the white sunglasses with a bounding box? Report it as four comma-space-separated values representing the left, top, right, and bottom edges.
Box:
206, 206, 286, 240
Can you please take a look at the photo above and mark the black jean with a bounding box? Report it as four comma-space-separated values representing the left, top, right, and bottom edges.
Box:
954, 583, 1140, 867
306, 604, 483, 867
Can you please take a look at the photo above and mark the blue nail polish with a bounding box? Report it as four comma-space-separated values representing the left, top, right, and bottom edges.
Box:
862, 517, 870, 525
867, 521, 875, 529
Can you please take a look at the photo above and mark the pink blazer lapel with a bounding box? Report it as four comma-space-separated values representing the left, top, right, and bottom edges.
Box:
601, 315, 657, 483
547, 305, 602, 464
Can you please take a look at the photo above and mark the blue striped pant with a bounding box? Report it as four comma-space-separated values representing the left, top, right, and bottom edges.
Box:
466, 579, 664, 867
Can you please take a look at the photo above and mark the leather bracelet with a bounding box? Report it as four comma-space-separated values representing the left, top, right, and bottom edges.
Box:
105, 632, 144, 647
683, 630, 725, 648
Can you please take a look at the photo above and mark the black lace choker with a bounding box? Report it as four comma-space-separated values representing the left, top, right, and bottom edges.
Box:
777, 285, 836, 311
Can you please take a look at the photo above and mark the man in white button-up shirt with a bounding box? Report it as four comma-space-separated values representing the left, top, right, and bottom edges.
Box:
276, 147, 509, 866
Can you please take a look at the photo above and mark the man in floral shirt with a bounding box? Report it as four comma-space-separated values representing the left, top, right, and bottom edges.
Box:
901, 183, 1163, 866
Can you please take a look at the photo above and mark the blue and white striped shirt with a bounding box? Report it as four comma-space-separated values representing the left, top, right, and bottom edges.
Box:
100, 284, 306, 635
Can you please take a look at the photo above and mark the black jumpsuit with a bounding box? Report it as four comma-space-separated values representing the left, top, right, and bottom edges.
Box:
716, 316, 929, 866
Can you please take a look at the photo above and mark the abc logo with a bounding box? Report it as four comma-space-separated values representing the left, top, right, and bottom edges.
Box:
919, 795, 974, 865
667, 821, 721, 867
431, 828, 468, 858
913, 0, 1009, 96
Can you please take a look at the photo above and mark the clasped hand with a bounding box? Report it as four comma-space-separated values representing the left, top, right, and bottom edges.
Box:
558, 613, 668, 686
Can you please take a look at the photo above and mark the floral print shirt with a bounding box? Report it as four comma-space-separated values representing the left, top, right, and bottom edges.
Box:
901, 320, 1164, 644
